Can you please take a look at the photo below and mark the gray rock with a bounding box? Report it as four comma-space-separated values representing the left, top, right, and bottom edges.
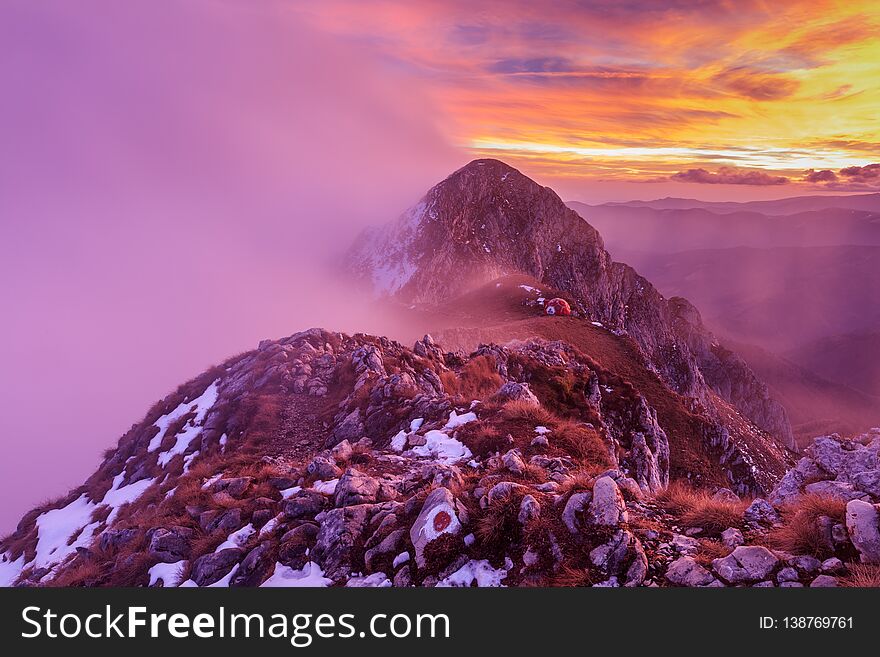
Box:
364, 529, 407, 572
99, 528, 140, 552
393, 564, 412, 588
518, 495, 541, 524
809, 575, 838, 587
307, 456, 342, 480
804, 480, 864, 501
312, 505, 371, 580
148, 527, 193, 563
666, 556, 716, 587
776, 567, 799, 583
588, 476, 627, 526
671, 534, 700, 555
211, 477, 252, 498
334, 468, 380, 507
850, 469, 880, 498
721, 527, 745, 549
779, 581, 804, 587
561, 491, 592, 534
743, 498, 780, 527
205, 508, 242, 534
231, 542, 274, 587
486, 481, 530, 505
501, 449, 526, 475
821, 557, 845, 574
331, 440, 354, 462
410, 488, 462, 568
845, 499, 880, 563
712, 488, 740, 503
712, 546, 779, 584
191, 548, 243, 586
283, 491, 327, 519
492, 382, 540, 406
791, 555, 821, 574
753, 581, 774, 587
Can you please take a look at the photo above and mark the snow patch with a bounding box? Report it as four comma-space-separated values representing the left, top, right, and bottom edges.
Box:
261, 562, 333, 588
392, 552, 410, 568
280, 486, 302, 499
346, 572, 391, 587
411, 430, 472, 463
148, 560, 185, 587
436, 558, 512, 587
444, 410, 477, 430
148, 380, 219, 455
311, 479, 339, 495
215, 524, 255, 552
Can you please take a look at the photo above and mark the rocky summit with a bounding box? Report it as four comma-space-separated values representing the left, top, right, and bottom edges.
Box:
2, 160, 877, 588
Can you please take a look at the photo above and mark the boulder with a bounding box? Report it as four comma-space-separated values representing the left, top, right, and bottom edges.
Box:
364, 529, 407, 572
821, 557, 845, 574
804, 480, 864, 501
335, 468, 380, 507
809, 575, 838, 588
561, 491, 592, 534
283, 491, 327, 519
99, 528, 140, 552
231, 542, 274, 587
492, 382, 540, 406
191, 548, 243, 586
501, 449, 526, 475
743, 498, 780, 527
712, 488, 740, 503
148, 527, 193, 563
721, 527, 744, 549
588, 477, 627, 526
331, 439, 354, 462
211, 477, 252, 498
666, 556, 717, 587
307, 456, 342, 480
312, 505, 371, 580
410, 488, 462, 568
518, 495, 541, 525
712, 546, 779, 584
845, 499, 880, 563
205, 508, 242, 534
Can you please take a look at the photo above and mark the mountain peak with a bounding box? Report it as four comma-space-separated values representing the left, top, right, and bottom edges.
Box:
348, 162, 796, 452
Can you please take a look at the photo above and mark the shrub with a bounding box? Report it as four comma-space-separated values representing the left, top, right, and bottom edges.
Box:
841, 564, 880, 588
656, 482, 747, 534
501, 400, 554, 426
551, 419, 611, 467
767, 494, 846, 557
441, 356, 503, 401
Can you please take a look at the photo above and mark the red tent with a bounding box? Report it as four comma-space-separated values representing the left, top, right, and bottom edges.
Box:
545, 298, 571, 316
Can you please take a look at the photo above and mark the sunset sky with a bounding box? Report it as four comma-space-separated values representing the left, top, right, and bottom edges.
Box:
0, 0, 878, 531
296, 0, 879, 200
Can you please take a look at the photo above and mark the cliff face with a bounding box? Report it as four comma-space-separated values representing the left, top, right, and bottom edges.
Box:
349, 159, 795, 450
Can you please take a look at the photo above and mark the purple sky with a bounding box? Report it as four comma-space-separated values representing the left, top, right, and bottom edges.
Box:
0, 1, 459, 532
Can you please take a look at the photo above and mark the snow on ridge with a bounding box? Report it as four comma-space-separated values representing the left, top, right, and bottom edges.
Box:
148, 380, 220, 463
358, 200, 428, 296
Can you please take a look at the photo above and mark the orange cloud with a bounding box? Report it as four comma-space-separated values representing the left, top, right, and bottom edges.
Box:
292, 0, 880, 194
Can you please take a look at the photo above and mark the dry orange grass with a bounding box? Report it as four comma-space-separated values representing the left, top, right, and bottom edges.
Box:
551, 419, 611, 467
767, 494, 846, 557
840, 563, 880, 588
441, 356, 503, 401
656, 481, 747, 534
501, 399, 554, 426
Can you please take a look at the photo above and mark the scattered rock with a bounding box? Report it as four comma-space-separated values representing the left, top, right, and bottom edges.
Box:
307, 456, 342, 480
191, 548, 242, 586
312, 505, 371, 580
492, 382, 540, 406
809, 575, 838, 588
666, 556, 717, 587
712, 546, 779, 584
518, 495, 541, 524
148, 527, 193, 563
845, 499, 880, 563
283, 491, 327, 519
721, 527, 744, 549
335, 468, 380, 507
410, 488, 462, 568
743, 498, 780, 527
561, 491, 592, 534
588, 477, 627, 526
712, 488, 740, 503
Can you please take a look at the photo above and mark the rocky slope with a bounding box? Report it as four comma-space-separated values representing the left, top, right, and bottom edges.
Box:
0, 327, 875, 588
348, 159, 794, 450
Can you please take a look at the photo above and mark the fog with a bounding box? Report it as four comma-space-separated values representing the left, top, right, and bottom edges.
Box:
0, 1, 459, 532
